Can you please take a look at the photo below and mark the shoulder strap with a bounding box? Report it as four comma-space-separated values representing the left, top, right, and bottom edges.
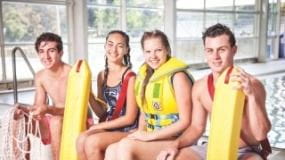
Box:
207, 66, 234, 100
207, 74, 215, 101
110, 71, 136, 120
260, 138, 272, 160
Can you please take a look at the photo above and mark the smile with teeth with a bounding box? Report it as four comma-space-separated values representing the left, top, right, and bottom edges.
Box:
150, 59, 159, 64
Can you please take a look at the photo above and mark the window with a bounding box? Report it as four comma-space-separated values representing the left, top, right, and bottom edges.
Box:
206, 0, 233, 11
1, 1, 67, 81
87, 0, 164, 76
176, 0, 260, 64
176, 0, 204, 9
235, 0, 255, 11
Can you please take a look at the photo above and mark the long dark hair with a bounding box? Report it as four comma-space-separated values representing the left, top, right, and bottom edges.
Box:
140, 30, 171, 103
103, 30, 132, 85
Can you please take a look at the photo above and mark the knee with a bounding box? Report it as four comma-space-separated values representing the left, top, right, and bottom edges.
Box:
105, 143, 118, 160
76, 133, 88, 150
84, 135, 104, 152
117, 138, 135, 154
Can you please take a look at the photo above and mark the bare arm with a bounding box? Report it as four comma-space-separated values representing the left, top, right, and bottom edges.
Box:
89, 71, 107, 119
157, 79, 208, 160
138, 110, 146, 131
231, 69, 271, 141
90, 74, 138, 130
176, 81, 208, 148
32, 72, 49, 117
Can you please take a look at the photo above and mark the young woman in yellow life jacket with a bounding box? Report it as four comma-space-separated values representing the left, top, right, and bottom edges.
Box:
105, 30, 194, 160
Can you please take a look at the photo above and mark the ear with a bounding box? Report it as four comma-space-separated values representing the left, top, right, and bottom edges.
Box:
59, 51, 63, 57
232, 45, 237, 55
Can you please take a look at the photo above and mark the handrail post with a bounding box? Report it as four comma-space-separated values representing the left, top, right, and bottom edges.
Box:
11, 47, 36, 104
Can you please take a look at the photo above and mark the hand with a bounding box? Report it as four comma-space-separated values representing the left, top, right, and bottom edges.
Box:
88, 125, 105, 133
13, 103, 31, 120
30, 105, 47, 120
230, 68, 254, 96
127, 130, 155, 141
156, 147, 178, 160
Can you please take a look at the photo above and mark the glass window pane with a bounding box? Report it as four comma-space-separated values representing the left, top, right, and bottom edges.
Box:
177, 12, 203, 38
269, 0, 278, 13
236, 38, 258, 59
87, 0, 120, 5
235, 0, 256, 11
281, 2, 285, 33
127, 8, 164, 39
206, 0, 233, 10
268, 13, 278, 36
4, 45, 38, 80
176, 40, 204, 64
2, 1, 69, 81
3, 2, 67, 43
88, 43, 105, 80
234, 14, 255, 37
129, 42, 144, 72
0, 51, 3, 80
205, 13, 233, 29
176, 0, 204, 9
127, 0, 163, 8
87, 6, 120, 41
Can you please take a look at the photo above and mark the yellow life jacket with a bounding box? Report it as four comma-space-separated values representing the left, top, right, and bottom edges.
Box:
135, 57, 193, 131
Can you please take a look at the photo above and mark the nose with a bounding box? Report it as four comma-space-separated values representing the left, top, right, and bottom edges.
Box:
212, 50, 220, 59
109, 45, 117, 53
150, 51, 157, 59
43, 51, 50, 59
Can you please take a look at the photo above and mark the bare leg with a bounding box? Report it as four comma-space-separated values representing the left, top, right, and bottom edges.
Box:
48, 116, 63, 160
115, 138, 176, 160
84, 131, 128, 160
104, 142, 119, 160
239, 153, 263, 160
175, 147, 202, 160
76, 129, 105, 160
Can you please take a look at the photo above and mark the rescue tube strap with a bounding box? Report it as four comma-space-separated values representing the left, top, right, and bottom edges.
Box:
110, 71, 136, 120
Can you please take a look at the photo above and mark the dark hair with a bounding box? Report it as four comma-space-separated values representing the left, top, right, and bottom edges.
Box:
103, 30, 132, 85
35, 32, 63, 52
202, 23, 236, 47
140, 30, 171, 103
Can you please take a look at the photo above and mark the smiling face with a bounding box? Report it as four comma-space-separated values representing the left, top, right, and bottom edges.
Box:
38, 41, 63, 69
104, 33, 129, 64
142, 37, 169, 70
204, 34, 237, 74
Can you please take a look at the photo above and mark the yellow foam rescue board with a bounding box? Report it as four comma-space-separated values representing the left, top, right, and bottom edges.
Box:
207, 66, 245, 160
60, 60, 91, 160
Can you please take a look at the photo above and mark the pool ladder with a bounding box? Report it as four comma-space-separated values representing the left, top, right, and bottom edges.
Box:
11, 47, 35, 104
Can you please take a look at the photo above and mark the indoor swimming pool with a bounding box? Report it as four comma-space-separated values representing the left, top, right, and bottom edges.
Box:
262, 73, 285, 149
0, 72, 285, 150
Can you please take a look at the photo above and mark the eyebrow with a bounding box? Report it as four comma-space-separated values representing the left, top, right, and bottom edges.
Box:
107, 40, 124, 46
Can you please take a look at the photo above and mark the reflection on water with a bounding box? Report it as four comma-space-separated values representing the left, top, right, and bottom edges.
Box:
262, 75, 285, 149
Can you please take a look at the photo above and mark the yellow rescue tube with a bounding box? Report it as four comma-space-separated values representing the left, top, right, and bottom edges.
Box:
207, 66, 245, 160
60, 60, 91, 160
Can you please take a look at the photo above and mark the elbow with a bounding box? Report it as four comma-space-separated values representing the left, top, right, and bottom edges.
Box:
179, 118, 191, 131
195, 125, 205, 136
122, 116, 137, 126
255, 122, 271, 141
